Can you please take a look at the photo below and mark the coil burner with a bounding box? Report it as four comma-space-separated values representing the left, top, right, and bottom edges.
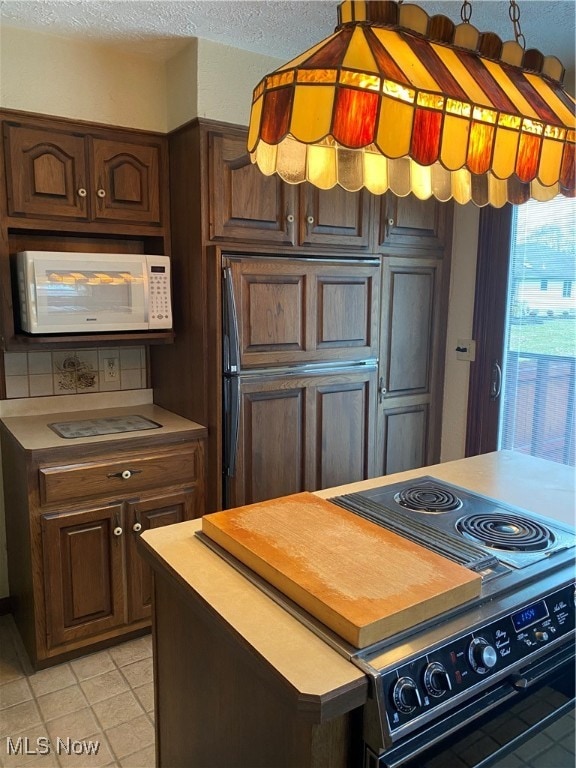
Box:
456, 512, 554, 552
395, 483, 463, 514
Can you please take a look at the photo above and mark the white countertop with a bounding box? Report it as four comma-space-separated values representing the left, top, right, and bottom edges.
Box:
0, 400, 206, 451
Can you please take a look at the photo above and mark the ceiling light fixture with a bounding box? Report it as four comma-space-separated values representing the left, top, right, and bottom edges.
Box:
247, 0, 575, 207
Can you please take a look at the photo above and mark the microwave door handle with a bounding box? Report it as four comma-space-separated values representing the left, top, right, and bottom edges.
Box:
222, 267, 240, 375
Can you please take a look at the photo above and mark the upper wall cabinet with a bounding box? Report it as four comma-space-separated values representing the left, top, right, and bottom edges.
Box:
298, 185, 371, 250
206, 125, 371, 251
3, 120, 165, 230
0, 111, 171, 352
208, 129, 295, 246
376, 193, 449, 254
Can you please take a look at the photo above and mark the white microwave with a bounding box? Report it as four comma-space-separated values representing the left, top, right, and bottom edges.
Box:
17, 251, 172, 334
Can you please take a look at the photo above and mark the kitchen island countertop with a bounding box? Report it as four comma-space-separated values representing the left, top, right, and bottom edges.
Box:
138, 451, 575, 766
139, 451, 574, 707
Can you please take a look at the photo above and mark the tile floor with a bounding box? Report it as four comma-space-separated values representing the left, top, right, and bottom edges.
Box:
1, 613, 573, 768
0, 615, 155, 768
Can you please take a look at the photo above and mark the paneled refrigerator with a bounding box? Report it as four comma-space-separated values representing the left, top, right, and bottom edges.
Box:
221, 254, 381, 509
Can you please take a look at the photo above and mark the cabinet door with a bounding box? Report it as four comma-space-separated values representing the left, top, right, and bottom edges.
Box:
3, 124, 89, 220
208, 131, 296, 245
90, 138, 161, 224
126, 491, 198, 623
376, 194, 449, 253
227, 367, 377, 508
42, 504, 125, 649
226, 257, 380, 368
299, 185, 372, 249
376, 259, 444, 475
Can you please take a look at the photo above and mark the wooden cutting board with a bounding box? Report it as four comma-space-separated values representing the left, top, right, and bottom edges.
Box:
202, 492, 481, 648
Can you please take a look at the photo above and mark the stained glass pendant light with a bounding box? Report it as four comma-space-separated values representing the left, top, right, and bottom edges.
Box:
247, 0, 575, 207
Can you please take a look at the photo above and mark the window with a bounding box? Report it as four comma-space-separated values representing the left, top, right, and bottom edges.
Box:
499, 197, 575, 466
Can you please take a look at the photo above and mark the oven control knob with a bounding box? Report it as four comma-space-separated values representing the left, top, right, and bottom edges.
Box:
533, 630, 549, 642
392, 676, 422, 714
468, 638, 498, 674
423, 662, 452, 697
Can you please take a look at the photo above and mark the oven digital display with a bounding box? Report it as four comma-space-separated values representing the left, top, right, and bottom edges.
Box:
511, 600, 549, 632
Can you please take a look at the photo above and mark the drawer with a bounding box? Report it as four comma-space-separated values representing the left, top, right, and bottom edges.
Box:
39, 443, 201, 506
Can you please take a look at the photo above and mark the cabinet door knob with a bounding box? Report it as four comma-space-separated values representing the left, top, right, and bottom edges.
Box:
97, 188, 106, 198
306, 215, 314, 225
107, 468, 142, 480
113, 526, 123, 537
286, 214, 295, 223
77, 188, 87, 198
378, 376, 387, 404
132, 522, 142, 533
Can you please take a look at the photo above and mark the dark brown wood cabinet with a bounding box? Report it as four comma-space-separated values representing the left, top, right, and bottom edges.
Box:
298, 184, 371, 250
208, 129, 295, 245
0, 424, 205, 668
3, 125, 88, 221
3, 122, 163, 226
207, 125, 371, 250
152, 118, 453, 512
125, 491, 195, 622
376, 193, 449, 254
376, 257, 448, 475
0, 110, 171, 354
42, 504, 126, 649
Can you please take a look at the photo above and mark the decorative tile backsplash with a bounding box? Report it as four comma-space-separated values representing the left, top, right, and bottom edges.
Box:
4, 347, 148, 399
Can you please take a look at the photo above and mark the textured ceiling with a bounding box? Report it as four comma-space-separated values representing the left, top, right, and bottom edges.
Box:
0, 0, 575, 78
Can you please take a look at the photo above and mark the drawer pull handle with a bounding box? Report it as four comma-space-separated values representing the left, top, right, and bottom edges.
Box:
132, 522, 142, 533
113, 526, 123, 537
107, 469, 142, 480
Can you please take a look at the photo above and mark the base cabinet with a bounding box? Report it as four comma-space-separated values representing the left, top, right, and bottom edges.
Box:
1, 427, 205, 668
41, 489, 197, 649
125, 492, 195, 622
42, 504, 126, 649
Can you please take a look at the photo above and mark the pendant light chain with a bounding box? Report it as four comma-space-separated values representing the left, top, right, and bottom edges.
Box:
460, 0, 472, 24
509, 0, 526, 49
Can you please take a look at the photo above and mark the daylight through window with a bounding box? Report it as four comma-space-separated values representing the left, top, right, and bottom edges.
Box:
499, 197, 576, 466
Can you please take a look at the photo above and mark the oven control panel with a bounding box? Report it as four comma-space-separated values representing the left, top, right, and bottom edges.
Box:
381, 583, 575, 732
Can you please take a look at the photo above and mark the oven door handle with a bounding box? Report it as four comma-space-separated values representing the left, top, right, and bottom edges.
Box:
512, 643, 575, 689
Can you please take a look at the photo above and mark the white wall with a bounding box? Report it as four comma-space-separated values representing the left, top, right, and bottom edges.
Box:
441, 204, 480, 462
0, 26, 169, 132
0, 26, 480, 601
196, 38, 281, 127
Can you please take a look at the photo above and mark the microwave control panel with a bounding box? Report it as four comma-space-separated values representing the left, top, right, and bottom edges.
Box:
147, 259, 172, 329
